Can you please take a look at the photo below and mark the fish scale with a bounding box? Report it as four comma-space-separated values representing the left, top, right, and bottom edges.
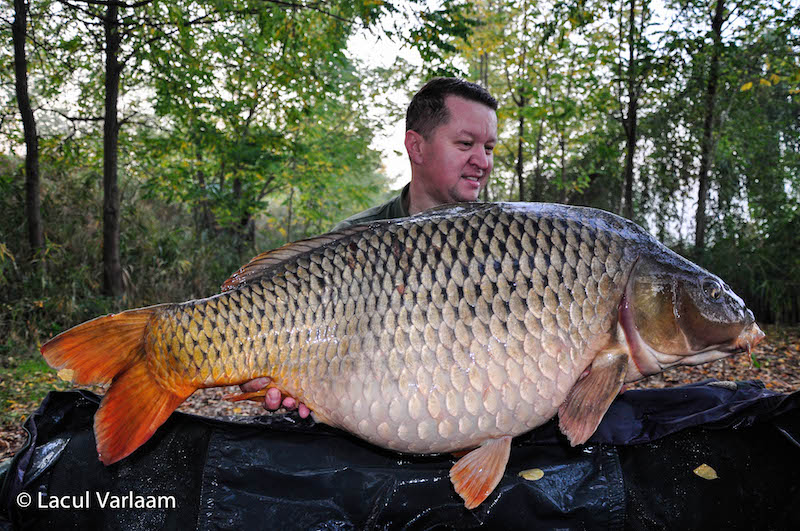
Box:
141, 203, 635, 453
44, 202, 763, 508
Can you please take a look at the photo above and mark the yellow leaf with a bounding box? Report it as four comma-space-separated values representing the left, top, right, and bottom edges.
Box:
740, 82, 753, 91
769, 73, 781, 84
233, 407, 242, 414
693, 463, 718, 480
518, 468, 545, 481
57, 369, 75, 382
759, 78, 771, 86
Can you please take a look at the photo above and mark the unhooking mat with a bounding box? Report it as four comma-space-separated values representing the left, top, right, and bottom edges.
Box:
1, 380, 798, 530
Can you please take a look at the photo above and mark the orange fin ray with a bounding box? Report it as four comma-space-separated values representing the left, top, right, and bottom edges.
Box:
223, 380, 297, 404
449, 435, 512, 509
558, 350, 628, 446
224, 389, 268, 403
95, 363, 193, 465
40, 307, 161, 385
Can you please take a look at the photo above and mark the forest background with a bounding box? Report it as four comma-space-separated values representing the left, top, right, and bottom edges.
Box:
0, 0, 799, 445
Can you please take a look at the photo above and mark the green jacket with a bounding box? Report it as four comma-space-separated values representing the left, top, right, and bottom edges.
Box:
331, 184, 410, 231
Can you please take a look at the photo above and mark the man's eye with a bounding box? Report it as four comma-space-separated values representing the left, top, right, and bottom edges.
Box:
459, 141, 472, 147
485, 146, 495, 153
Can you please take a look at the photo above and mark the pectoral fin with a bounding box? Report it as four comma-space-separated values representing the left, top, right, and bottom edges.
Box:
558, 350, 628, 446
449, 435, 512, 509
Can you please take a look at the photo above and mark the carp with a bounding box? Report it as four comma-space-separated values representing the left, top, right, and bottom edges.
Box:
41, 202, 764, 509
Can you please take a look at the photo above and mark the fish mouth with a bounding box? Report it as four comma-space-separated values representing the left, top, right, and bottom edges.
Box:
651, 322, 765, 369
722, 322, 765, 355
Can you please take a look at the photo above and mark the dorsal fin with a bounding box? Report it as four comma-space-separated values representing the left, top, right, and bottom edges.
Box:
221, 225, 371, 292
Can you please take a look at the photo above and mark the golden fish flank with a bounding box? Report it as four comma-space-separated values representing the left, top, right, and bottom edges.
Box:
41, 202, 764, 510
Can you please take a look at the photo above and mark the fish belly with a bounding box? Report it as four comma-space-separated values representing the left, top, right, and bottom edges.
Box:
301, 346, 584, 453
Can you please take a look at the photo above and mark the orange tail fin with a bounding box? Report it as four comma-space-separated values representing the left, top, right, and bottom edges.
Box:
94, 362, 192, 464
41, 308, 155, 385
41, 307, 194, 465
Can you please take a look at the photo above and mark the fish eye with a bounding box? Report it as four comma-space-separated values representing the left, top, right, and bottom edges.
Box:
702, 279, 722, 300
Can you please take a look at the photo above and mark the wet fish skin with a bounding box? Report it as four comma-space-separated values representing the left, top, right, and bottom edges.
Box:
147, 203, 637, 452
41, 202, 763, 508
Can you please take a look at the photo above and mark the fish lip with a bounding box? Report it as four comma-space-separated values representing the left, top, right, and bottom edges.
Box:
723, 322, 765, 355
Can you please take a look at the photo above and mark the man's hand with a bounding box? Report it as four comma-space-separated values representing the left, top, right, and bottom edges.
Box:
240, 377, 310, 419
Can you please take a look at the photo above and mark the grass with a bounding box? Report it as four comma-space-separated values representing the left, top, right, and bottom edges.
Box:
0, 355, 75, 428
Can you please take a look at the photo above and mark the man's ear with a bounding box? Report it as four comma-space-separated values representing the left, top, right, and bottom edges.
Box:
405, 130, 425, 166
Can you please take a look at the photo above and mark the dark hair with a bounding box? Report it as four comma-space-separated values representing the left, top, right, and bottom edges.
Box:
405, 77, 497, 138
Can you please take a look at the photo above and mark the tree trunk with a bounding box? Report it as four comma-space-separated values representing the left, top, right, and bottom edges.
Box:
532, 119, 544, 201
695, 0, 725, 254
516, 0, 529, 202
193, 143, 215, 234
12, 0, 44, 258
103, 3, 123, 296
622, 0, 638, 220
233, 175, 242, 243
480, 52, 490, 202
516, 100, 526, 201
559, 131, 567, 204
286, 186, 294, 243
231, 175, 254, 251
479, 52, 489, 87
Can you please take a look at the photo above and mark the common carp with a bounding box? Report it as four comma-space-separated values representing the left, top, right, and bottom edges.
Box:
41, 202, 764, 509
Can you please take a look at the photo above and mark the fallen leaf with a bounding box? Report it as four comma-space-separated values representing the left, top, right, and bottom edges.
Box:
693, 463, 718, 480
57, 369, 75, 382
519, 468, 545, 481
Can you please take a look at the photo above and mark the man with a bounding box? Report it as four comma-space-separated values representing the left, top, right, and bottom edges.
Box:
241, 77, 499, 416
333, 77, 498, 228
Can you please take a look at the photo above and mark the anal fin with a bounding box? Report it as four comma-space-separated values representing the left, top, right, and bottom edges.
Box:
449, 435, 512, 509
223, 389, 268, 403
558, 350, 628, 446
223, 381, 296, 405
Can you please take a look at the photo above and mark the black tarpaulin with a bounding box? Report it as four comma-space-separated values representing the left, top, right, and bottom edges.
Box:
1, 380, 798, 530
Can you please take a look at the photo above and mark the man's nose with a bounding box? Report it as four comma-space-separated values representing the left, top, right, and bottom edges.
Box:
470, 147, 490, 169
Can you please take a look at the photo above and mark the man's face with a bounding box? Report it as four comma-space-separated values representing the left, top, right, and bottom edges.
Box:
417, 95, 498, 205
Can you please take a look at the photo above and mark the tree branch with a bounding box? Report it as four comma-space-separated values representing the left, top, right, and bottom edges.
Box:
44, 107, 105, 122
256, 0, 357, 26
59, 0, 105, 22
256, 175, 279, 201
70, 0, 156, 9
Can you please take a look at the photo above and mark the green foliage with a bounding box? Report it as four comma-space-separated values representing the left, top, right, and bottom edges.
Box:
0, 355, 73, 427
635, 0, 800, 321
139, 0, 392, 245
1, 0, 798, 382
701, 208, 800, 324
0, 154, 246, 359
1, 0, 479, 365
452, 0, 799, 322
